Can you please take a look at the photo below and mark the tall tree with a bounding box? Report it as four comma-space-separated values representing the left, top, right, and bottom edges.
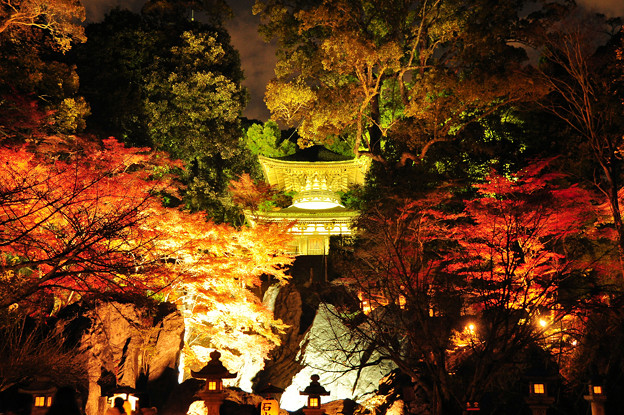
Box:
0, 135, 292, 313
538, 15, 624, 275
0, 136, 294, 386
76, 1, 250, 220
254, 0, 555, 164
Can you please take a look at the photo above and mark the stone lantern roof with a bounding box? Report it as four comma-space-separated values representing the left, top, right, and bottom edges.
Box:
191, 350, 237, 379
300, 375, 330, 397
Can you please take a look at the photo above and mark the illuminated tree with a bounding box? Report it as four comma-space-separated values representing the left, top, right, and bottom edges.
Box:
76, 4, 250, 219
449, 161, 593, 404
537, 27, 624, 411
244, 120, 296, 159
142, 27, 249, 219
254, 0, 553, 163
0, 0, 89, 139
331, 161, 594, 414
0, 137, 294, 370
538, 16, 624, 275
0, 138, 175, 310
0, 0, 85, 52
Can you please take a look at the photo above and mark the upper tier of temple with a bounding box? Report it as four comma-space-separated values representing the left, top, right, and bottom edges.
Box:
258, 145, 370, 210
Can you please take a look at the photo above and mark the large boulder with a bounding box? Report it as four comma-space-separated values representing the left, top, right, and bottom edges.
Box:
253, 282, 306, 392
280, 304, 396, 411
77, 301, 184, 415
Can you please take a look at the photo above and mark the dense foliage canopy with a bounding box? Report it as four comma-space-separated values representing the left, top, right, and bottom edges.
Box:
76, 1, 250, 220
1, 0, 624, 413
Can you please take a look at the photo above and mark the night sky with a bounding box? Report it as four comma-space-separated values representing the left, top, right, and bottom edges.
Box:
80, 0, 624, 121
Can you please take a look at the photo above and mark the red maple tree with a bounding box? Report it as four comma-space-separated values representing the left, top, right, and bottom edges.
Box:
333, 160, 596, 413
0, 137, 293, 352
450, 160, 595, 402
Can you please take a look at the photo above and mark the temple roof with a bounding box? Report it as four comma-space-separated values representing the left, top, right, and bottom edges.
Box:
258, 148, 370, 194
253, 205, 359, 217
277, 145, 352, 162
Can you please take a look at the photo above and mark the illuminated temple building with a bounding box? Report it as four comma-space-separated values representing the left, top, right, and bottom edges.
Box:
247, 145, 370, 256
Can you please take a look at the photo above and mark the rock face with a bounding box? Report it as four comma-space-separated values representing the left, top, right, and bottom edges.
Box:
78, 301, 184, 415
253, 282, 307, 392
280, 304, 396, 411
253, 282, 398, 412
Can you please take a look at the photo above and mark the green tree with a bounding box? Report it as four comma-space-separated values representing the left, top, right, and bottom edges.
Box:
244, 120, 296, 158
254, 0, 554, 164
143, 28, 249, 218
76, 1, 251, 221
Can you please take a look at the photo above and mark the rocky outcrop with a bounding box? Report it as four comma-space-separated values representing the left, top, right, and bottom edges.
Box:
253, 283, 307, 392
77, 301, 184, 415
280, 304, 396, 411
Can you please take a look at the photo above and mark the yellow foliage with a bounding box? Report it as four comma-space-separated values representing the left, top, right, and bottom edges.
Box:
265, 79, 317, 125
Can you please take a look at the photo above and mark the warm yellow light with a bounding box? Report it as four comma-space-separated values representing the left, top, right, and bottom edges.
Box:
208, 381, 218, 391
571, 339, 578, 346
593, 386, 603, 395
128, 395, 139, 410
539, 319, 548, 328
292, 200, 342, 209
308, 397, 319, 408
35, 396, 46, 407
47, 396, 52, 407
468, 323, 475, 332
533, 383, 545, 394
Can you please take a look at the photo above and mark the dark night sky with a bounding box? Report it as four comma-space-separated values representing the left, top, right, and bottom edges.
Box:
80, 0, 624, 122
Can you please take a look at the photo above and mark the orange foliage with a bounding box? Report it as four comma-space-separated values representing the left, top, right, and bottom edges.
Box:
228, 173, 276, 211
0, 139, 172, 309
0, 139, 293, 333
0, 0, 85, 52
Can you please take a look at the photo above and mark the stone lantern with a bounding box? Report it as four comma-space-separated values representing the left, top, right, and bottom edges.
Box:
19, 377, 56, 415
524, 380, 555, 415
584, 384, 606, 415
106, 385, 138, 412
300, 375, 330, 415
191, 350, 237, 415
